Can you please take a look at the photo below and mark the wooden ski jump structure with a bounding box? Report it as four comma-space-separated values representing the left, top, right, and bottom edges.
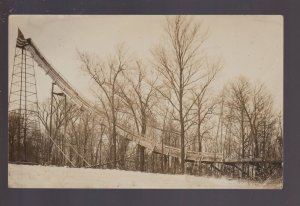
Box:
11, 30, 282, 171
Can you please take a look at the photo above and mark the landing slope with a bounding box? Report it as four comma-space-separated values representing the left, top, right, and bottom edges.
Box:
8, 164, 282, 189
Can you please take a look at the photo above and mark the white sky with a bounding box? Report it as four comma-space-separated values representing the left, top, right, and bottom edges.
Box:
8, 15, 283, 111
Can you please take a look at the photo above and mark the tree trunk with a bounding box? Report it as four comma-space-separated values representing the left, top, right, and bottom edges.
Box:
179, 69, 185, 174
112, 110, 117, 168
139, 146, 145, 171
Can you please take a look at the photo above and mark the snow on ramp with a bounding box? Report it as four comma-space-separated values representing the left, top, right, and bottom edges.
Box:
8, 164, 282, 189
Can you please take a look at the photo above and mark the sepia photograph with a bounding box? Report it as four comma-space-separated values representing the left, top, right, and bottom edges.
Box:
8, 15, 283, 189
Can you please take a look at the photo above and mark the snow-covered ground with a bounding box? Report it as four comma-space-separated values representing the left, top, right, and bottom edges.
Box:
8, 164, 282, 189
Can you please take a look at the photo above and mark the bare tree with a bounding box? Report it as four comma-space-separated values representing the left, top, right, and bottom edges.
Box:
78, 45, 129, 169
38, 97, 79, 165
118, 61, 157, 171
225, 79, 251, 159
222, 77, 282, 178
152, 15, 221, 173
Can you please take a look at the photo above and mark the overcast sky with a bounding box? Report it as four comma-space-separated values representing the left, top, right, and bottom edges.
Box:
9, 15, 283, 111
